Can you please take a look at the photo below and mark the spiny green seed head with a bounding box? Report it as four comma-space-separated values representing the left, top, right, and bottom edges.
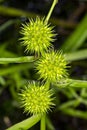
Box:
19, 82, 55, 115
36, 51, 68, 83
20, 17, 56, 55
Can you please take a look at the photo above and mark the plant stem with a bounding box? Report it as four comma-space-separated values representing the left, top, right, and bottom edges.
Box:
0, 48, 87, 64
45, 0, 58, 23
0, 63, 33, 76
0, 56, 35, 64
61, 108, 87, 119
58, 100, 80, 110
0, 6, 76, 28
40, 114, 46, 130
7, 114, 41, 130
55, 79, 87, 88
44, 81, 50, 90
0, 20, 16, 32
0, 5, 37, 18
46, 116, 55, 130
61, 14, 87, 52
66, 49, 87, 61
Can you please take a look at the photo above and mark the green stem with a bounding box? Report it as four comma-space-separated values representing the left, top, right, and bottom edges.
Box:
0, 5, 37, 18
61, 14, 87, 52
0, 20, 17, 32
0, 48, 87, 64
44, 81, 50, 90
0, 6, 76, 28
40, 115, 46, 130
55, 79, 87, 88
46, 116, 55, 130
0, 56, 35, 64
0, 63, 33, 76
58, 100, 80, 110
45, 0, 58, 23
9, 86, 19, 101
7, 114, 41, 130
66, 49, 87, 61
61, 108, 87, 119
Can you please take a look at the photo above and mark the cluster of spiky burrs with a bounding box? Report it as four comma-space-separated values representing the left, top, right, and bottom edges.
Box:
19, 17, 68, 115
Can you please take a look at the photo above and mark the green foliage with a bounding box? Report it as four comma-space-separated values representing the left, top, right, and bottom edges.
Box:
0, 0, 87, 130
61, 15, 87, 52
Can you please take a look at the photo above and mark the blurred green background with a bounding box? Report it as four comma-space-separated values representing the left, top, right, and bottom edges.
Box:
0, 0, 87, 130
